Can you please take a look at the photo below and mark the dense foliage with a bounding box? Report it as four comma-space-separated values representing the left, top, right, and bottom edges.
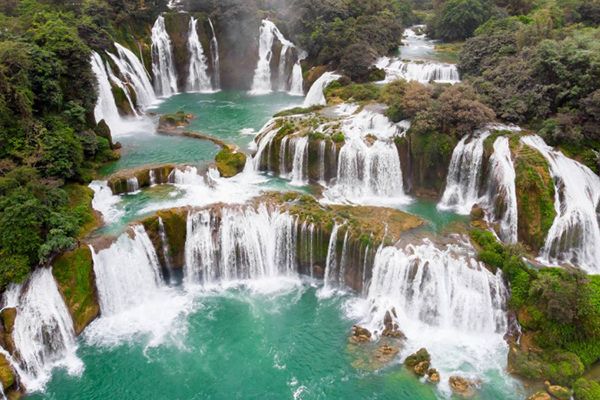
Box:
0, 0, 163, 288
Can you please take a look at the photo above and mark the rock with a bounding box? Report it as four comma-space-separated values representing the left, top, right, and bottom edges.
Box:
526, 391, 551, 400
215, 147, 247, 177
413, 360, 430, 376
374, 344, 399, 364
544, 381, 572, 400
382, 310, 406, 338
404, 348, 430, 367
0, 353, 14, 390
427, 368, 440, 383
470, 204, 485, 221
350, 325, 372, 343
449, 376, 476, 397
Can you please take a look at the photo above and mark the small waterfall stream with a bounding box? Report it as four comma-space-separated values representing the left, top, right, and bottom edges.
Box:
186, 17, 212, 92
438, 130, 491, 214
521, 135, 600, 272
91, 51, 125, 131
108, 43, 157, 109
10, 268, 83, 392
208, 18, 221, 90
303, 72, 341, 107
151, 15, 179, 97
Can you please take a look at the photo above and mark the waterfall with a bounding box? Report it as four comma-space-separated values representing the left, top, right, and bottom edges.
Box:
91, 225, 163, 316
91, 51, 126, 132
483, 137, 518, 244
158, 217, 175, 283
289, 56, 305, 96
322, 223, 341, 293
521, 135, 600, 273
126, 177, 140, 193
250, 19, 302, 95
303, 72, 341, 107
149, 170, 157, 186
105, 62, 138, 116
208, 18, 221, 90
376, 58, 460, 84
186, 17, 212, 93
10, 268, 83, 392
438, 130, 491, 214
318, 140, 327, 184
184, 205, 298, 285
279, 136, 290, 177
89, 181, 123, 224
289, 136, 309, 185
108, 43, 157, 109
363, 240, 507, 334
328, 139, 405, 201
151, 15, 178, 97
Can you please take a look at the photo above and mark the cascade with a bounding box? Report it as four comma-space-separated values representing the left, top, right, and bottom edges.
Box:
208, 18, 221, 90
108, 43, 157, 109
149, 170, 157, 186
151, 15, 178, 97
250, 20, 301, 95
90, 51, 125, 132
521, 135, 600, 272
376, 59, 460, 84
89, 181, 123, 224
483, 136, 518, 244
289, 136, 309, 185
438, 130, 491, 214
303, 72, 341, 107
126, 177, 140, 193
186, 17, 213, 92
318, 140, 327, 184
279, 136, 290, 177
158, 217, 176, 283
328, 139, 405, 201
322, 223, 341, 292
338, 230, 350, 286
105, 62, 138, 117
184, 205, 299, 285
355, 240, 507, 340
91, 226, 163, 316
10, 268, 82, 392
289, 56, 305, 96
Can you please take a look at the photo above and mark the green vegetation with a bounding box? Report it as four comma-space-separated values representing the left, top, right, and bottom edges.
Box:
52, 246, 99, 334
470, 229, 600, 386
274, 105, 323, 117
324, 80, 382, 103
158, 111, 194, 129
574, 378, 600, 400
215, 147, 247, 178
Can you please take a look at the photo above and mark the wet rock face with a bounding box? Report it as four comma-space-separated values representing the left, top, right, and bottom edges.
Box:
382, 308, 406, 339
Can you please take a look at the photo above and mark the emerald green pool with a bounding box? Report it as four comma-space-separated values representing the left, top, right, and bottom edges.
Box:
28, 286, 522, 400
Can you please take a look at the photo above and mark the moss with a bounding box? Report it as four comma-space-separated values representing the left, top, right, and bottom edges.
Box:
274, 106, 323, 117
573, 378, 600, 400
331, 132, 345, 143
155, 209, 187, 269
408, 130, 457, 196
111, 85, 134, 116
324, 82, 381, 104
215, 147, 246, 177
0, 353, 14, 390
514, 142, 556, 251
159, 111, 193, 129
1, 308, 16, 334
52, 247, 99, 334
64, 184, 98, 239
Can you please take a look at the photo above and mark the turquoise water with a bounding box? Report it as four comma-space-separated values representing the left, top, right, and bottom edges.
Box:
27, 286, 518, 400
100, 91, 302, 176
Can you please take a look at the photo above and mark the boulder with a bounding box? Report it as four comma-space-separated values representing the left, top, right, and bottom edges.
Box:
544, 381, 572, 400
413, 360, 430, 376
526, 391, 551, 400
350, 325, 372, 343
374, 344, 399, 364
381, 309, 406, 339
404, 348, 430, 367
449, 376, 476, 397
427, 368, 440, 383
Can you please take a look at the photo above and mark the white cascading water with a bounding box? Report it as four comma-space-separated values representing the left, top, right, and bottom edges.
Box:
107, 43, 157, 109
151, 15, 178, 97
321, 223, 341, 295
288, 52, 306, 96
521, 135, 600, 273
91, 51, 126, 132
348, 239, 508, 395
483, 136, 518, 244
91, 225, 163, 316
186, 17, 213, 93
10, 268, 83, 392
376, 58, 460, 84
289, 136, 309, 185
208, 18, 221, 90
250, 19, 303, 95
184, 205, 298, 286
438, 130, 491, 214
105, 62, 138, 117
303, 72, 341, 107
89, 181, 123, 224
87, 225, 192, 346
